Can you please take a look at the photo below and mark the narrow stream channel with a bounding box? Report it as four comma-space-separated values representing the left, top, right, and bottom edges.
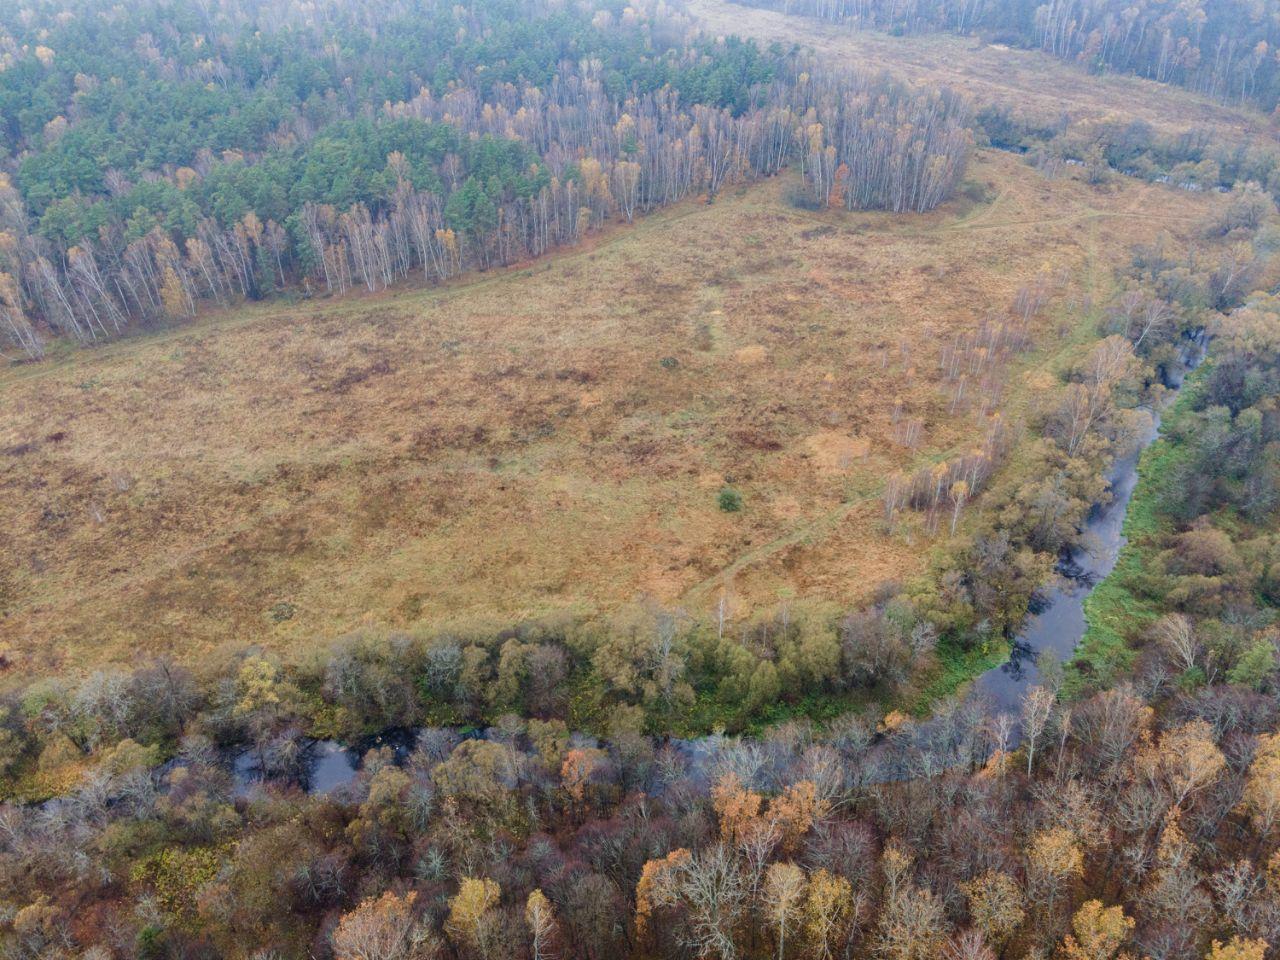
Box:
39, 333, 1207, 807
971, 330, 1206, 717
220, 333, 1208, 794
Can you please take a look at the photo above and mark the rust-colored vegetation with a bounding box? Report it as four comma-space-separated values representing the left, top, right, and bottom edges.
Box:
0, 152, 1224, 677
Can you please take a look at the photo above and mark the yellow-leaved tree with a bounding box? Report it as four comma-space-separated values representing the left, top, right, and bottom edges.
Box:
332, 890, 434, 960
803, 867, 854, 960
875, 845, 949, 960
1243, 732, 1280, 842
1058, 901, 1133, 960
445, 877, 500, 957
762, 862, 806, 960
961, 870, 1025, 950
524, 888, 557, 960
1027, 827, 1084, 923
1205, 937, 1269, 960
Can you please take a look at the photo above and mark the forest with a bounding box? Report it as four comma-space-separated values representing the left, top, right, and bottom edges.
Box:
3, 0, 1280, 957
0, 0, 971, 359
0, 168, 1275, 959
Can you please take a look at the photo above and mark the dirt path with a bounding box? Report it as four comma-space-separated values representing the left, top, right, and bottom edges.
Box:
680, 491, 875, 607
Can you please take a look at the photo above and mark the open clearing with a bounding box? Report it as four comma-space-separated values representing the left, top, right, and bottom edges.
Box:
0, 151, 1224, 677
688, 0, 1271, 141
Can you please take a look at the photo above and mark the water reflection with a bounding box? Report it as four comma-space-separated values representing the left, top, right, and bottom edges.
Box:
971, 329, 1207, 728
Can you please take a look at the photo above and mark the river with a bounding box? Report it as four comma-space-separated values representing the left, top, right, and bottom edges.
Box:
41, 334, 1207, 804
220, 334, 1206, 794
971, 330, 1206, 718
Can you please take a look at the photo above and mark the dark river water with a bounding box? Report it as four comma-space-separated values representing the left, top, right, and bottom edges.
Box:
50, 335, 1204, 804
221, 335, 1206, 794
970, 332, 1205, 718
968, 414, 1156, 714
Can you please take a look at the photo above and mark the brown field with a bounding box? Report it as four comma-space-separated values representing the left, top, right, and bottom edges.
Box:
688, 0, 1272, 141
0, 151, 1224, 678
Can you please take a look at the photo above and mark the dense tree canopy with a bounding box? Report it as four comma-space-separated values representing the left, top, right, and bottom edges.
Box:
2, 2, 1280, 959
0, 0, 974, 359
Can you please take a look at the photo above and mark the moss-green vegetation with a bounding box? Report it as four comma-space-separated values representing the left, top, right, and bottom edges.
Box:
1075, 287, 1280, 698
909, 636, 1012, 714
1071, 374, 1206, 692
717, 487, 744, 512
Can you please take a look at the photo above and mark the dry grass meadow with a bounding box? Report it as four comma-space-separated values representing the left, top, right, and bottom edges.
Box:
688, 0, 1271, 141
0, 151, 1226, 678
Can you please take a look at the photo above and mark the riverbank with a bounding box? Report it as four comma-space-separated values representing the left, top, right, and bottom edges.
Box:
7, 339, 1205, 806
964, 332, 1210, 717
1070, 371, 1205, 693
21, 346, 1208, 805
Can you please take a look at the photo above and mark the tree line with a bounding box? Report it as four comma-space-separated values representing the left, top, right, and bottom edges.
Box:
0, 0, 972, 360
0, 187, 1272, 960
0, 616, 1277, 959
733, 0, 1280, 114
975, 106, 1280, 205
